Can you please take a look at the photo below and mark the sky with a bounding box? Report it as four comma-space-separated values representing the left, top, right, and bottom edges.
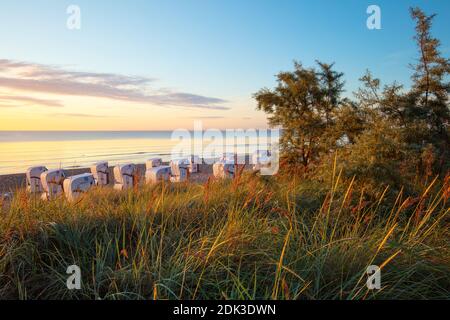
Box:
0, 0, 449, 131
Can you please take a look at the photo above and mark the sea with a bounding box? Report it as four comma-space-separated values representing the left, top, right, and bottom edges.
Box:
0, 131, 277, 175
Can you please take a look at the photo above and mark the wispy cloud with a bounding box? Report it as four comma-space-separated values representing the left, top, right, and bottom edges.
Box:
183, 115, 226, 119
50, 112, 113, 118
0, 94, 63, 107
0, 59, 228, 110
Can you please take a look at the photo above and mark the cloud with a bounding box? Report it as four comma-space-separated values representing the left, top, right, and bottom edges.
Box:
183, 115, 226, 119
0, 94, 63, 107
50, 112, 113, 118
0, 59, 229, 110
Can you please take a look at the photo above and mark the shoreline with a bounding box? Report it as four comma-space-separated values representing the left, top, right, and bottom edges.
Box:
0, 156, 253, 193
0, 162, 246, 193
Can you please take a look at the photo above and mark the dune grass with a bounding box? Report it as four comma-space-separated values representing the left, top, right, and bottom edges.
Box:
0, 169, 449, 300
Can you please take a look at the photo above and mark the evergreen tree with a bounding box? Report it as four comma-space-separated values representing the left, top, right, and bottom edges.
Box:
255, 7, 449, 185
409, 8, 450, 173
253, 61, 346, 169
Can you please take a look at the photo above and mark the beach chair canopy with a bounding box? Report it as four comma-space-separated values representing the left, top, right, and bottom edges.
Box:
213, 161, 235, 179
145, 165, 171, 184
26, 166, 48, 193
113, 164, 136, 184
63, 173, 95, 202
40, 169, 66, 200
188, 155, 201, 173
146, 158, 163, 170
91, 162, 109, 185
113, 163, 136, 190
169, 159, 189, 182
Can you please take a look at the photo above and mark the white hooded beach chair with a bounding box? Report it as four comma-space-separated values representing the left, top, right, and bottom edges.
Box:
113, 163, 136, 191
91, 162, 109, 186
170, 158, 190, 182
188, 155, 201, 173
213, 153, 236, 179
40, 169, 66, 200
63, 173, 95, 202
213, 160, 235, 179
146, 158, 163, 170
252, 150, 271, 171
26, 166, 48, 193
145, 165, 171, 185
90, 162, 109, 186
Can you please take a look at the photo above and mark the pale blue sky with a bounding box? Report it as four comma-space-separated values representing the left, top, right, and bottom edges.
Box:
0, 0, 449, 130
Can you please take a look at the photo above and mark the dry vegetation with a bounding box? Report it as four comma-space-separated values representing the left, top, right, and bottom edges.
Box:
0, 166, 448, 299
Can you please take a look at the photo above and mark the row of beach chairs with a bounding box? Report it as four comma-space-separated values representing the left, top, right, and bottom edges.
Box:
25, 151, 272, 203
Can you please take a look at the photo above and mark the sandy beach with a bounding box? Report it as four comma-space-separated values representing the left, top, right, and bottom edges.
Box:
0, 163, 219, 193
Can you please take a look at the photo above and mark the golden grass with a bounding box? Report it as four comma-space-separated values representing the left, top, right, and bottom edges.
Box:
0, 171, 448, 299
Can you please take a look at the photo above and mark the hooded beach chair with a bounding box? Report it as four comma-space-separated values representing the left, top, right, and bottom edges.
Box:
63, 173, 95, 202
90, 162, 109, 186
188, 155, 201, 173
213, 160, 235, 179
145, 165, 171, 184
113, 163, 136, 190
252, 150, 271, 171
146, 158, 163, 170
40, 169, 66, 200
169, 158, 190, 182
213, 153, 237, 179
26, 166, 48, 193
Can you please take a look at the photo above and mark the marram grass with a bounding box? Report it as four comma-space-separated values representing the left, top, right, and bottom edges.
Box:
0, 171, 449, 300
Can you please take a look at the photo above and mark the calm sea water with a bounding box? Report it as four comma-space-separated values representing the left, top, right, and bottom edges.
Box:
0, 131, 275, 175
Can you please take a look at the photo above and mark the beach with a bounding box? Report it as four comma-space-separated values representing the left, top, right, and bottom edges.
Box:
0, 163, 221, 193
0, 131, 267, 193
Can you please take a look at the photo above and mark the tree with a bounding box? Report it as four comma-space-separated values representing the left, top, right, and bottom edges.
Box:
351, 8, 450, 179
341, 72, 410, 188
253, 61, 346, 169
255, 7, 449, 186
409, 8, 450, 173
410, 8, 449, 110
